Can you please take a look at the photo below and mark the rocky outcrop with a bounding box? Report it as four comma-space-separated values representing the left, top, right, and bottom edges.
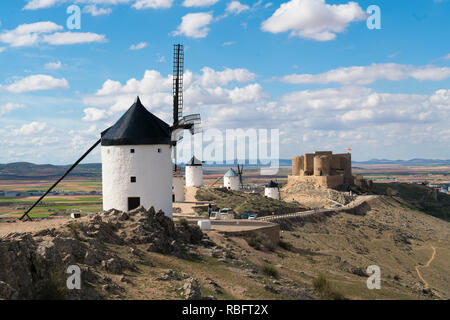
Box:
0, 206, 204, 300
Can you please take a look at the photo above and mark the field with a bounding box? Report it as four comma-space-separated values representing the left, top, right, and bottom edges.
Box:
0, 178, 102, 219
0, 163, 448, 220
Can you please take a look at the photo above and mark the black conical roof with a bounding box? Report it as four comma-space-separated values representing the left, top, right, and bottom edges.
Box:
186, 156, 202, 166
266, 180, 279, 188
101, 97, 171, 146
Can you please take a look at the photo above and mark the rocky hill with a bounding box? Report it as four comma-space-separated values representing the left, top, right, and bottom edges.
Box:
1, 193, 449, 300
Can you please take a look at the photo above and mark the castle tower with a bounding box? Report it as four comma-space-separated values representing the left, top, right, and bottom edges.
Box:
185, 156, 203, 187
265, 180, 279, 200
101, 97, 173, 217
224, 168, 240, 190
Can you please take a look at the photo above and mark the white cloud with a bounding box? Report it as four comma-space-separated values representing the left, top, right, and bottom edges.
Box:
222, 41, 235, 46
24, 0, 65, 10
279, 63, 450, 85
82, 67, 264, 124
42, 32, 106, 45
45, 61, 62, 70
226, 1, 250, 14
0, 103, 24, 117
0, 22, 106, 47
82, 108, 108, 121
133, 0, 174, 9
24, 0, 173, 10
83, 4, 113, 16
12, 122, 48, 136
183, 0, 219, 7
197, 67, 256, 86
443, 53, 450, 60
261, 0, 365, 41
4, 75, 69, 93
0, 21, 62, 47
130, 42, 148, 50
0, 47, 6, 52
172, 12, 214, 38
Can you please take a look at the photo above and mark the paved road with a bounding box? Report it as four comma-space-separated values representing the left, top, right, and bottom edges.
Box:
257, 195, 378, 222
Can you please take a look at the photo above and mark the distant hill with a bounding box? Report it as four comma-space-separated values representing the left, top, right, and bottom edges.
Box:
279, 158, 450, 167
353, 159, 450, 166
1, 158, 449, 179
0, 162, 101, 179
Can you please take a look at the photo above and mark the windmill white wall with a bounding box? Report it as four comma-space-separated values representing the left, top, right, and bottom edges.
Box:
186, 165, 203, 187
101, 144, 173, 218
173, 175, 185, 202
265, 187, 279, 200
224, 176, 240, 190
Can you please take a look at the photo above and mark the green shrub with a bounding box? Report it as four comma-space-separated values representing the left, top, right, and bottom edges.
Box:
37, 272, 66, 300
246, 236, 262, 250
261, 239, 276, 252
278, 240, 293, 251
67, 221, 80, 238
313, 274, 345, 300
261, 265, 279, 278
177, 218, 189, 228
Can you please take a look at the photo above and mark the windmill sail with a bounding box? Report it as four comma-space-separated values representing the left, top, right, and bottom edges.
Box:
171, 43, 202, 170
173, 44, 184, 125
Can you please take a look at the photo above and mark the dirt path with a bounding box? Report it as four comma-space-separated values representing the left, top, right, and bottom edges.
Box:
415, 244, 443, 299
258, 195, 378, 222
0, 217, 74, 237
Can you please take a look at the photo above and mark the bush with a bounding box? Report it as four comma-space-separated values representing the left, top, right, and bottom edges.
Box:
278, 240, 293, 251
261, 265, 279, 278
246, 236, 262, 250
37, 272, 66, 300
177, 218, 189, 228
313, 274, 345, 300
261, 239, 276, 252
67, 221, 80, 238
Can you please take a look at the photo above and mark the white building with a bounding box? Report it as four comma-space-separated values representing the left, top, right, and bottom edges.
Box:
173, 175, 185, 202
101, 97, 173, 218
264, 180, 280, 200
224, 168, 240, 190
185, 156, 203, 187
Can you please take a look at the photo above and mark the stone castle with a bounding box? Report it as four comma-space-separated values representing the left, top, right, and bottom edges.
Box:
289, 151, 353, 188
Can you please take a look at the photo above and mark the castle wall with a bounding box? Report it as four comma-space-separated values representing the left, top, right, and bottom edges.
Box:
292, 156, 302, 176
304, 154, 314, 175
287, 174, 344, 188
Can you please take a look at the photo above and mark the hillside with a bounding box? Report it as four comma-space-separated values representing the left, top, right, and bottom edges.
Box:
0, 162, 101, 179
1, 192, 449, 300
371, 183, 450, 222
195, 188, 306, 216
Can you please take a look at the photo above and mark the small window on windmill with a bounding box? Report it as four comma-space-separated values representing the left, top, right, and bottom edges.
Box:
131, 176, 136, 183
157, 148, 162, 153
130, 149, 135, 154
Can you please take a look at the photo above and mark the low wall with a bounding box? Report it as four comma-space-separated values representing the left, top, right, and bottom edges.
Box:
218, 223, 280, 244
287, 174, 344, 188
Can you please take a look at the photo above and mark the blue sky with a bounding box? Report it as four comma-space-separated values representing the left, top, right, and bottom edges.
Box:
0, 0, 449, 164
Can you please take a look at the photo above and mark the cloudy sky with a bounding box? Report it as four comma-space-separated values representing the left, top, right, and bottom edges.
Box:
0, 0, 449, 164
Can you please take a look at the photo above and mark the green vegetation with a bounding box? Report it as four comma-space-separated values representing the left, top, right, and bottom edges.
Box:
196, 188, 302, 216
313, 274, 345, 300
261, 265, 279, 278
36, 271, 66, 300
278, 239, 293, 251
372, 182, 450, 221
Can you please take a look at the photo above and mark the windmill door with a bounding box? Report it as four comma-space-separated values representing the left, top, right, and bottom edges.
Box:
128, 197, 140, 211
